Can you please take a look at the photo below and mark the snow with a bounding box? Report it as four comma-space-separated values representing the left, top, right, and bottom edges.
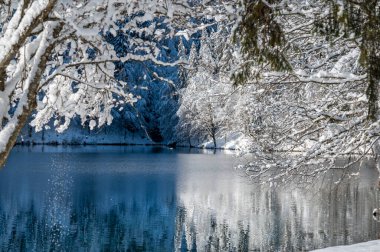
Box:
89, 120, 97, 130
0, 0, 374, 177
0, 123, 16, 152
18, 121, 151, 146
0, 0, 51, 63
0, 21, 58, 153
312, 240, 380, 252
175, 30, 190, 41
200, 132, 253, 150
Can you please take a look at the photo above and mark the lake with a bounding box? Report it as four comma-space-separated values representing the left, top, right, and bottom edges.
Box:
0, 146, 379, 251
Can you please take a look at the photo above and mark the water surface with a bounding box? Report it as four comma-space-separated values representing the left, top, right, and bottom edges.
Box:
0, 146, 379, 251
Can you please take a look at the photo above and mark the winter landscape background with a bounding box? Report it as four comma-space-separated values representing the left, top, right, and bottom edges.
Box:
2, 0, 380, 251
17, 27, 252, 150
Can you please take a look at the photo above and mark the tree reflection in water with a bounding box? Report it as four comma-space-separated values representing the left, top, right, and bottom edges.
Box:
0, 147, 378, 251
174, 158, 380, 251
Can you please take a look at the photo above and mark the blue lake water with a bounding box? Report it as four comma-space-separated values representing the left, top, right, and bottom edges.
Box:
0, 146, 379, 251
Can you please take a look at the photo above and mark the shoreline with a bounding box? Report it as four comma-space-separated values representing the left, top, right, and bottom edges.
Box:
14, 141, 238, 151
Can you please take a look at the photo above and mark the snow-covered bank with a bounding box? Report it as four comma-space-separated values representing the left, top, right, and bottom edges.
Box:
18, 119, 251, 151
312, 240, 380, 251
174, 132, 253, 151
199, 132, 252, 150
17, 119, 152, 145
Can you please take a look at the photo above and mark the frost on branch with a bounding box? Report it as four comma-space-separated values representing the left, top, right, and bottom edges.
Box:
231, 0, 380, 185
0, 0, 228, 166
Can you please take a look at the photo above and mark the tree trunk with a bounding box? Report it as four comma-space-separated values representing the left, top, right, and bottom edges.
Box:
366, 77, 379, 122
212, 135, 216, 149
0, 0, 58, 92
0, 23, 63, 168
210, 121, 217, 149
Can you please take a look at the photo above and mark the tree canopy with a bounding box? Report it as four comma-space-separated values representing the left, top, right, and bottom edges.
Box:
1, 0, 380, 185
0, 0, 237, 166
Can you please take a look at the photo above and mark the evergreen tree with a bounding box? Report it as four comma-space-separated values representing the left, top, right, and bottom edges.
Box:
233, 0, 291, 85
318, 0, 380, 121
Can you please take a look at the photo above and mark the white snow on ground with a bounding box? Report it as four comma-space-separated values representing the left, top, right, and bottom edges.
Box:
17, 122, 152, 145
312, 240, 380, 252
199, 132, 253, 150
18, 119, 252, 150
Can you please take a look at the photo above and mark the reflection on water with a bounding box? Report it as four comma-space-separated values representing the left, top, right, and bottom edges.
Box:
175, 162, 380, 251
0, 146, 379, 251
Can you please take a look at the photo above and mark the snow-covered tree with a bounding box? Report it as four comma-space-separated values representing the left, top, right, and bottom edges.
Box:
0, 0, 239, 166
175, 27, 237, 148
231, 0, 380, 184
